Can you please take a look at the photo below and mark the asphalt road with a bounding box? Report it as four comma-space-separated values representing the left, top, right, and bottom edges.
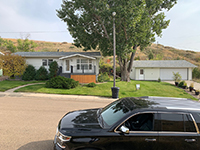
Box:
0, 96, 113, 150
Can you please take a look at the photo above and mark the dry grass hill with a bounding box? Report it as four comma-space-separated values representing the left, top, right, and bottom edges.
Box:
1, 38, 200, 68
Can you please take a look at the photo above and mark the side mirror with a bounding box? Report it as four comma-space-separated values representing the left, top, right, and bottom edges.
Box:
119, 125, 129, 134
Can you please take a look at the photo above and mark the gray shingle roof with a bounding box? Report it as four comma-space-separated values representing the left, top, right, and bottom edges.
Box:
132, 60, 197, 68
14, 52, 101, 57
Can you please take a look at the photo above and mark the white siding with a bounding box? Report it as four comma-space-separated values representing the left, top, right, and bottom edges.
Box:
130, 68, 136, 79
188, 68, 193, 80
0, 69, 3, 76
26, 58, 61, 70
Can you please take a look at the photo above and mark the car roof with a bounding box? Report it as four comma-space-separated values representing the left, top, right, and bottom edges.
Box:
120, 97, 200, 112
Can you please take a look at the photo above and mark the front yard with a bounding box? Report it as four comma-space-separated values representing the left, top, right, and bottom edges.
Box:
13, 80, 196, 100
0, 80, 44, 92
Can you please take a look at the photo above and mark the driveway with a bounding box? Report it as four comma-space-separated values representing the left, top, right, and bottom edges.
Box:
165, 80, 200, 100
165, 80, 200, 90
0, 95, 113, 150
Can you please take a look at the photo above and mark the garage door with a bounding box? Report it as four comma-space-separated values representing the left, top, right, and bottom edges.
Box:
160, 69, 188, 80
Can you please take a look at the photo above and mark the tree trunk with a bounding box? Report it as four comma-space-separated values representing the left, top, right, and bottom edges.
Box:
119, 46, 137, 82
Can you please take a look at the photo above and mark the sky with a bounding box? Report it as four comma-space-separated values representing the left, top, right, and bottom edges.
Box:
0, 0, 200, 51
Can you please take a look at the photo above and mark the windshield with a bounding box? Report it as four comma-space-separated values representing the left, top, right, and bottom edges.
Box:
101, 100, 130, 126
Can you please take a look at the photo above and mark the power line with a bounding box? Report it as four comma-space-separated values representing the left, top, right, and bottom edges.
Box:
0, 31, 68, 34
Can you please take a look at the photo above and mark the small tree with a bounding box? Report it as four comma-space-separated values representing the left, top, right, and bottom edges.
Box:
0, 54, 26, 77
49, 61, 58, 79
22, 65, 36, 80
35, 66, 48, 80
173, 72, 182, 83
148, 51, 154, 60
17, 39, 37, 52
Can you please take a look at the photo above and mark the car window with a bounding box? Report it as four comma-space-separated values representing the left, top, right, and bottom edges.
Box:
159, 113, 196, 132
160, 113, 184, 132
101, 100, 130, 126
125, 113, 154, 131
184, 114, 196, 132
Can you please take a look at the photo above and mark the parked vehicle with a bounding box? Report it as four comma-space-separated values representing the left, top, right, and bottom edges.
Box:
54, 96, 200, 150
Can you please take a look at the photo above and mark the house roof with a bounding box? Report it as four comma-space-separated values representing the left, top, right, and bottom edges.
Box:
0, 52, 4, 55
14, 52, 101, 58
59, 54, 96, 60
132, 60, 197, 68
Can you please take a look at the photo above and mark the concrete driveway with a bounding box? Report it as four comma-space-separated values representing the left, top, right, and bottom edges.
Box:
0, 95, 113, 150
165, 80, 200, 90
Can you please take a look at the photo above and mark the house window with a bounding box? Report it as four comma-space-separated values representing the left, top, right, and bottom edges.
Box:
66, 60, 70, 71
42, 59, 47, 66
48, 59, 53, 66
77, 59, 92, 70
140, 69, 144, 75
42, 59, 53, 66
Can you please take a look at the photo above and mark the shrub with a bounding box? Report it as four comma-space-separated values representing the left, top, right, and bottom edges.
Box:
45, 76, 79, 89
49, 61, 58, 79
178, 81, 185, 88
192, 68, 200, 79
22, 65, 36, 81
98, 72, 110, 82
35, 66, 48, 80
87, 82, 96, 87
173, 72, 182, 82
190, 83, 194, 88
158, 78, 161, 82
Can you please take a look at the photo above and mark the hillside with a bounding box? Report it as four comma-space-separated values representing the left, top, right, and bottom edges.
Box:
1, 38, 200, 68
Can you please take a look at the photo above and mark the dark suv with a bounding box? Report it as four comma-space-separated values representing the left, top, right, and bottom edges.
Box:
54, 96, 200, 150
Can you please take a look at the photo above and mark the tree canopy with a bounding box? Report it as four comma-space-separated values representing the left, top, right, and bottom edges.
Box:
57, 0, 177, 81
0, 54, 26, 77
0, 37, 37, 53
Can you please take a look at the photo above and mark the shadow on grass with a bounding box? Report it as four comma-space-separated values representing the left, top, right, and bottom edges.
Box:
17, 140, 53, 150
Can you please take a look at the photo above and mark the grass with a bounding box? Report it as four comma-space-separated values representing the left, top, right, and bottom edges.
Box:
15, 80, 196, 100
0, 80, 44, 92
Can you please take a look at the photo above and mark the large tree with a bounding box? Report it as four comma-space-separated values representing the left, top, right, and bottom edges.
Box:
57, 0, 177, 81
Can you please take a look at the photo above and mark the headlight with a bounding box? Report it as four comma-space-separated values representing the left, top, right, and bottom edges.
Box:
56, 129, 71, 149
57, 131, 71, 142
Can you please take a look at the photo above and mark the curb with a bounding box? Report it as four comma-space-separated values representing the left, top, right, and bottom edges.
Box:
0, 92, 116, 102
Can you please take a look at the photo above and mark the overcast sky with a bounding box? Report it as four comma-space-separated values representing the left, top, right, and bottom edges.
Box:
0, 0, 199, 51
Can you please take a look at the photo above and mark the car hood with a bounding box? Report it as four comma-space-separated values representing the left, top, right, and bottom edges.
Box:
59, 108, 102, 132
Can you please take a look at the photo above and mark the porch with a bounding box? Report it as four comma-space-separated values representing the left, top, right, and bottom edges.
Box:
58, 65, 97, 83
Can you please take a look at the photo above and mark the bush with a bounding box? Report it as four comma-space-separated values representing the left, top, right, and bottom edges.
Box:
35, 66, 48, 80
49, 61, 58, 79
178, 81, 185, 88
87, 82, 96, 87
22, 65, 36, 81
45, 76, 79, 89
192, 68, 200, 79
158, 78, 161, 82
98, 72, 110, 82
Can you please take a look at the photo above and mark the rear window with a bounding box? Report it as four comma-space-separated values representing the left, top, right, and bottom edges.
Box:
159, 113, 196, 132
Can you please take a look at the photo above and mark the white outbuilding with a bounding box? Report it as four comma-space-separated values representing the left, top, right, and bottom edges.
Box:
130, 60, 197, 81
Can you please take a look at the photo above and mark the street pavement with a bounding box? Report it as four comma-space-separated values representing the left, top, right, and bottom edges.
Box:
0, 86, 114, 150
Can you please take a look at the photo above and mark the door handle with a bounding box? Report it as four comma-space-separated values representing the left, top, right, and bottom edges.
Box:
185, 139, 196, 142
145, 138, 156, 142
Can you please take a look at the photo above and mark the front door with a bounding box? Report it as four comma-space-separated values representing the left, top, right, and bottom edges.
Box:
105, 112, 159, 150
65, 60, 70, 73
139, 69, 144, 80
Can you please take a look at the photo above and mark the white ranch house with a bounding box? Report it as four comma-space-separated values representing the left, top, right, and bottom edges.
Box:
15, 52, 101, 83
130, 60, 197, 81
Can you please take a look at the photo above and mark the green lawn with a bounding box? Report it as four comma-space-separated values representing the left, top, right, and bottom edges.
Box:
15, 80, 196, 100
0, 80, 44, 92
